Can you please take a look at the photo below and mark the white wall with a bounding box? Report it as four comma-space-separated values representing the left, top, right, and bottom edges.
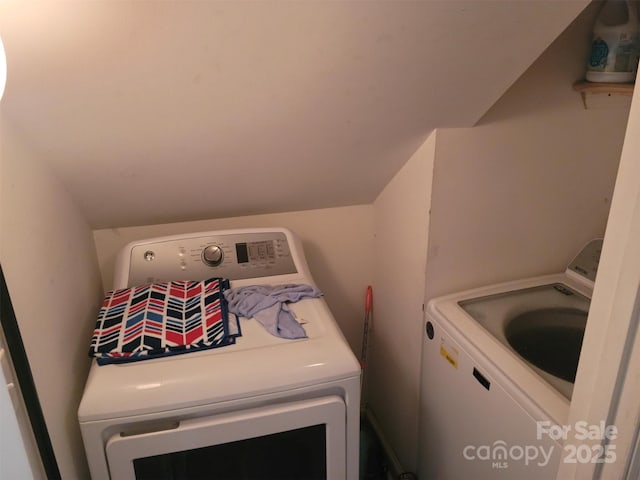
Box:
424, 2, 628, 302
0, 116, 103, 479
93, 205, 375, 356
369, 132, 435, 471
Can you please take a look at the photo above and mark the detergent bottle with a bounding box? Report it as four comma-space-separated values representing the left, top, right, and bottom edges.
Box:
586, 0, 640, 83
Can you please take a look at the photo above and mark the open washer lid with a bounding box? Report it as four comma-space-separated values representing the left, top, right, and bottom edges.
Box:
458, 282, 590, 400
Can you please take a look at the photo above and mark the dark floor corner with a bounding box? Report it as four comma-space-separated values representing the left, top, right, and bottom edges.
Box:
360, 414, 389, 480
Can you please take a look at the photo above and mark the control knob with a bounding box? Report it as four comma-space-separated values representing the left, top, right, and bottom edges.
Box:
202, 245, 224, 267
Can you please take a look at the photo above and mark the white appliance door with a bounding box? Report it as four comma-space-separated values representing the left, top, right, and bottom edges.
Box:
106, 395, 346, 480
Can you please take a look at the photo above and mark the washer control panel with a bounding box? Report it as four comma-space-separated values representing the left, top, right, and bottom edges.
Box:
127, 231, 297, 286
567, 238, 603, 284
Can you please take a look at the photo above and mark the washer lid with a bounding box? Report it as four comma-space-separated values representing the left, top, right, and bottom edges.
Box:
458, 282, 590, 399
459, 283, 590, 338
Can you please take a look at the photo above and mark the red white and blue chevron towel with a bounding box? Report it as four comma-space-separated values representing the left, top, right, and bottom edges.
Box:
89, 278, 239, 365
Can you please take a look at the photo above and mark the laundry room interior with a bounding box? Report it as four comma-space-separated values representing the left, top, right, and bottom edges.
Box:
2, 0, 640, 479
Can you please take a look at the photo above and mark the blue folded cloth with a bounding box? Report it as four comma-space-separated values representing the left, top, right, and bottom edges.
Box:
223, 284, 322, 339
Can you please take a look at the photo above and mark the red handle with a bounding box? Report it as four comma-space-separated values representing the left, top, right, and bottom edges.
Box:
365, 285, 373, 314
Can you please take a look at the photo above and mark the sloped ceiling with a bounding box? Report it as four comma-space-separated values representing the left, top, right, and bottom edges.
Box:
0, 1, 588, 229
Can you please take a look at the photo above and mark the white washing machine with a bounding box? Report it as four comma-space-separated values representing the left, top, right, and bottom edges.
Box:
418, 240, 601, 480
78, 228, 361, 480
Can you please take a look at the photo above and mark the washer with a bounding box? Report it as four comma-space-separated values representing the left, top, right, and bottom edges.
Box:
418, 240, 601, 479
78, 228, 361, 480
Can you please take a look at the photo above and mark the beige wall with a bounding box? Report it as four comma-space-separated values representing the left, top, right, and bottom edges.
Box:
93, 205, 375, 355
0, 2, 588, 230
0, 116, 103, 479
425, 2, 628, 302
369, 131, 435, 471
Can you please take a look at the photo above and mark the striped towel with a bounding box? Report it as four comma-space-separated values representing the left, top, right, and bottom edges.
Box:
89, 278, 240, 365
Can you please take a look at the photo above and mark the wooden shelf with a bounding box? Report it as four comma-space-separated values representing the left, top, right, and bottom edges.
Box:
573, 81, 634, 109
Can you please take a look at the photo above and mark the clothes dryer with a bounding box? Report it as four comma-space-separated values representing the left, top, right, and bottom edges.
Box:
79, 228, 360, 480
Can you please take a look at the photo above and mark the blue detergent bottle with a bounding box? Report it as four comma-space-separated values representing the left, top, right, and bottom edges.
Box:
586, 0, 640, 83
